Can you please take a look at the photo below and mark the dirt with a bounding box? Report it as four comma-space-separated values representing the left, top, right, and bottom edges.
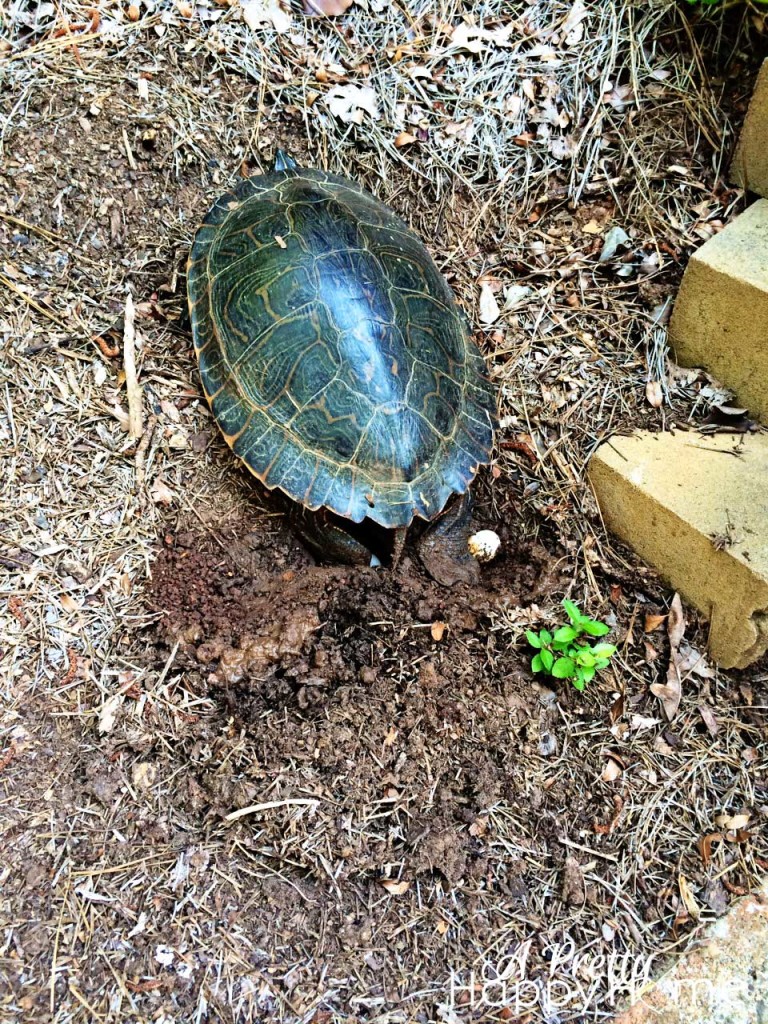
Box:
147, 513, 568, 874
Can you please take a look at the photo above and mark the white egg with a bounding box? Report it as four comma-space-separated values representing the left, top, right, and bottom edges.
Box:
468, 529, 501, 563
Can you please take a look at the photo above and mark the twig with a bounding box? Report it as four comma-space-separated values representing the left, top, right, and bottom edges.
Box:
123, 292, 143, 439
225, 798, 321, 822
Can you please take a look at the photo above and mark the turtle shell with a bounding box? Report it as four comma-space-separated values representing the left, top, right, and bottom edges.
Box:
187, 165, 495, 529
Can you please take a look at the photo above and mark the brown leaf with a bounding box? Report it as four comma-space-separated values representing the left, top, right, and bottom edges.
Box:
715, 812, 750, 831
394, 131, 417, 148
430, 621, 446, 642
678, 643, 716, 679
667, 593, 685, 647
644, 613, 666, 632
651, 594, 685, 720
645, 381, 663, 408
650, 680, 681, 722
380, 878, 410, 895
678, 874, 701, 920
561, 857, 584, 905
150, 477, 175, 506
700, 831, 724, 864
601, 756, 622, 782
643, 640, 659, 663
302, 0, 353, 15
383, 726, 397, 747
608, 693, 624, 724
698, 704, 719, 736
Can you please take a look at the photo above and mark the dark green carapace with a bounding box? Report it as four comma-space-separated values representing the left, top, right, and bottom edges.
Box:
188, 153, 495, 564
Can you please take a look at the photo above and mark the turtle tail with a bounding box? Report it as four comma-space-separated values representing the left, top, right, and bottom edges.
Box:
274, 149, 299, 173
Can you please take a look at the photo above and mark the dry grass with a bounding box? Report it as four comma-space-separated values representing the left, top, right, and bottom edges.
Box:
1, 1, 767, 1022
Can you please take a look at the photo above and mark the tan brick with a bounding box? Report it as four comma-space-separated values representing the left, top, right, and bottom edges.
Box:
668, 200, 768, 424
610, 882, 768, 1024
589, 430, 768, 669
732, 58, 768, 196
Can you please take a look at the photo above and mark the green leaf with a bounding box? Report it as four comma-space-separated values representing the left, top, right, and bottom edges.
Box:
552, 657, 576, 679
553, 625, 578, 644
539, 629, 552, 646
526, 630, 542, 649
571, 674, 586, 692
591, 643, 617, 658
551, 639, 570, 653
562, 600, 582, 625
574, 649, 596, 668
581, 619, 611, 637
581, 665, 595, 683
594, 658, 610, 670
531, 652, 543, 672
540, 648, 554, 672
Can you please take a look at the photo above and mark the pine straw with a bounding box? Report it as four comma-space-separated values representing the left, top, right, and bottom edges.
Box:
1, 1, 767, 1022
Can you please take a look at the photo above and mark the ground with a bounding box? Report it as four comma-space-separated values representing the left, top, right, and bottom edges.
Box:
1, 2, 767, 1022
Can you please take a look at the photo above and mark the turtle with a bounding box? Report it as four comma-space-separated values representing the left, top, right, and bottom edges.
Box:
187, 150, 495, 580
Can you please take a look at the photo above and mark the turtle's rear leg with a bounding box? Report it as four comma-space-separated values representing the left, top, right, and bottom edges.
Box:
416, 492, 480, 587
290, 506, 375, 566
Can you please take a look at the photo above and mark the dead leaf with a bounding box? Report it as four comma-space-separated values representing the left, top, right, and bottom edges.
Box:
60, 593, 80, 614
698, 831, 724, 866
469, 817, 488, 837
644, 640, 659, 663
561, 0, 587, 44
630, 713, 661, 734
650, 680, 681, 722
715, 812, 750, 831
608, 693, 624, 724
561, 857, 584, 905
651, 593, 684, 721
479, 282, 500, 325
698, 704, 719, 736
667, 592, 685, 646
394, 131, 417, 148
326, 84, 379, 124
150, 477, 175, 506
646, 381, 663, 408
678, 874, 701, 920
380, 878, 410, 895
383, 726, 397, 747
274, 234, 287, 249
652, 734, 674, 755
601, 756, 622, 782
644, 613, 666, 632
302, 0, 352, 13
241, 0, 292, 31
430, 621, 446, 642
132, 762, 157, 791
98, 694, 123, 734
678, 643, 716, 679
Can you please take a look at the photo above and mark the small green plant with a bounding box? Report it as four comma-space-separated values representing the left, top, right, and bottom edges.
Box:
526, 600, 617, 692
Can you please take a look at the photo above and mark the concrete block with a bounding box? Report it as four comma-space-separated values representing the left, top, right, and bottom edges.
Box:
610, 882, 768, 1024
668, 200, 768, 424
732, 58, 768, 196
589, 430, 768, 669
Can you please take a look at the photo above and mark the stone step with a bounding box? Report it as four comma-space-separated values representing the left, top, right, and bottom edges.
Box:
668, 199, 768, 425
732, 57, 768, 197
588, 430, 768, 669
609, 883, 768, 1024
